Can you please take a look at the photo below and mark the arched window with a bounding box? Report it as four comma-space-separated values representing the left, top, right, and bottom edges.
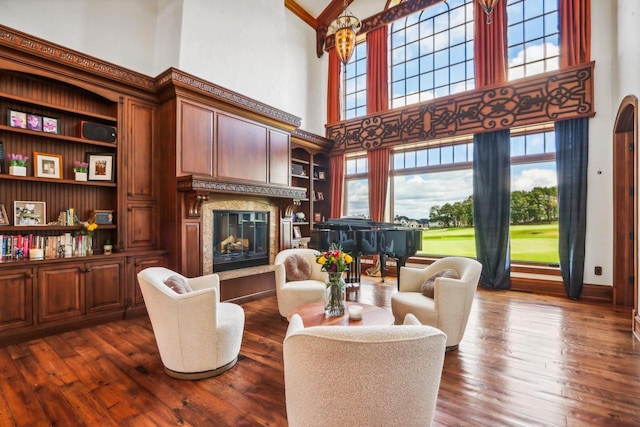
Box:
390, 0, 475, 108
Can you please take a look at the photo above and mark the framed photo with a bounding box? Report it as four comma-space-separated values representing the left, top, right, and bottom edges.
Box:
27, 114, 42, 131
318, 171, 326, 180
42, 116, 58, 134
14, 201, 46, 226
314, 212, 322, 222
293, 226, 302, 239
316, 191, 325, 200
87, 152, 115, 182
34, 152, 63, 179
8, 109, 27, 129
0, 204, 9, 225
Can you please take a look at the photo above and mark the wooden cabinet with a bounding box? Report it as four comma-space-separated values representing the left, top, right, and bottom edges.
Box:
0, 268, 34, 332
37, 259, 124, 323
130, 253, 166, 308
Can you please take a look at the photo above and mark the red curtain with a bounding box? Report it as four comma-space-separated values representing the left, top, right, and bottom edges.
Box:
327, 48, 341, 124
367, 148, 390, 222
329, 154, 345, 219
559, 0, 591, 68
474, 0, 507, 87
366, 26, 389, 114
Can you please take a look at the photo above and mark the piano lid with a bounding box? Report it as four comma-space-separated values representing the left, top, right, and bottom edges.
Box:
315, 217, 411, 230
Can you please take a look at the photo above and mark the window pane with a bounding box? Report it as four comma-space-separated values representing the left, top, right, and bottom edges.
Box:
454, 144, 468, 162
346, 178, 369, 217
346, 159, 357, 175
393, 152, 404, 169
417, 149, 429, 166
441, 146, 453, 164
511, 135, 525, 156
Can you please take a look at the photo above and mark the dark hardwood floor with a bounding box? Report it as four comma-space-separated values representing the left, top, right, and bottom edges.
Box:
1, 278, 639, 426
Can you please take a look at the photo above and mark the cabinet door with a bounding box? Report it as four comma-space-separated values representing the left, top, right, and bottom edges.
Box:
86, 259, 125, 313
0, 268, 34, 332
127, 99, 156, 199
133, 255, 165, 306
126, 202, 157, 249
38, 265, 84, 323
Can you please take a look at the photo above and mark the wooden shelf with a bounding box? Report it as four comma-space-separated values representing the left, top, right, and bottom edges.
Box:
0, 174, 116, 187
0, 124, 117, 148
0, 91, 117, 122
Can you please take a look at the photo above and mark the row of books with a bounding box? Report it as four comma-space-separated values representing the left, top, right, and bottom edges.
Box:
0, 233, 93, 260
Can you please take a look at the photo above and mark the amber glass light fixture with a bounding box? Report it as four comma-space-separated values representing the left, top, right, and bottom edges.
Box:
329, 1, 361, 65
478, 0, 499, 24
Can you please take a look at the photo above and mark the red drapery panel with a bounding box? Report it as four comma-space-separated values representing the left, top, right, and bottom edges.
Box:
329, 154, 345, 219
474, 0, 507, 87
559, 0, 591, 68
367, 148, 390, 222
327, 48, 341, 124
366, 26, 389, 114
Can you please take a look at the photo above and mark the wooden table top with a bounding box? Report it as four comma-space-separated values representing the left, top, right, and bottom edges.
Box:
287, 301, 395, 327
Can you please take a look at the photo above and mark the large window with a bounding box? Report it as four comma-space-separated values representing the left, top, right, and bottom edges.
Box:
390, 0, 475, 108
344, 155, 369, 217
343, 41, 367, 120
507, 0, 559, 80
344, 128, 558, 262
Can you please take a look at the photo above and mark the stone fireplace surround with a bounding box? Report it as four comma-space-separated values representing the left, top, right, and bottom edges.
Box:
202, 195, 279, 276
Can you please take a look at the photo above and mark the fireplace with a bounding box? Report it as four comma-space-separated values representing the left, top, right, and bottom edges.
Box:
212, 209, 270, 272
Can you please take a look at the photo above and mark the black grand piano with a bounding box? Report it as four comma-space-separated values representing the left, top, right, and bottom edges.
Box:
310, 218, 423, 288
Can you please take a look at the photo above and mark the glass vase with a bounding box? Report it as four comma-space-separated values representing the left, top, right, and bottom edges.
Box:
325, 272, 346, 317
86, 235, 93, 256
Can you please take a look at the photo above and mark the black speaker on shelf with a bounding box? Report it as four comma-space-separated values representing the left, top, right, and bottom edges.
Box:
79, 121, 117, 143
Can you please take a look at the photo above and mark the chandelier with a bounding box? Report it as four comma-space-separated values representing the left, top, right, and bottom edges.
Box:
328, 1, 361, 65
478, 0, 499, 24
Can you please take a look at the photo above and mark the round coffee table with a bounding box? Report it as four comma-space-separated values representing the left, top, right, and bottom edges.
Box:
287, 301, 395, 327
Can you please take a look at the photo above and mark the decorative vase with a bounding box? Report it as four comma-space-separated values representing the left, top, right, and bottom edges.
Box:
86, 235, 93, 256
9, 165, 26, 176
325, 272, 346, 317
75, 171, 87, 181
103, 244, 113, 255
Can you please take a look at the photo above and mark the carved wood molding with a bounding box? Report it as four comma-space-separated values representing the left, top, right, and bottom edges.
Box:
185, 192, 210, 219
0, 25, 155, 91
177, 176, 307, 200
156, 68, 302, 128
327, 62, 595, 154
291, 128, 334, 151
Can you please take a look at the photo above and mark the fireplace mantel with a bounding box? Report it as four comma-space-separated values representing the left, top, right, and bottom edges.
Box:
177, 175, 306, 218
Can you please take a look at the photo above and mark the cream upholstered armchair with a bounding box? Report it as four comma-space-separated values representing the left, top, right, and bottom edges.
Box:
137, 267, 245, 379
283, 313, 446, 427
391, 257, 482, 351
274, 248, 327, 318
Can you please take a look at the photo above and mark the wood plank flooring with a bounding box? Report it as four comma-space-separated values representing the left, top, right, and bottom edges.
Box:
0, 278, 639, 426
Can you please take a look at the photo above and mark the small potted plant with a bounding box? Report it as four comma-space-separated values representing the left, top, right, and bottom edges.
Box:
7, 153, 28, 176
103, 238, 113, 255
73, 161, 89, 181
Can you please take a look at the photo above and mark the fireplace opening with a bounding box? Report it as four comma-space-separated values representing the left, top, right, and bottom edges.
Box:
212, 210, 270, 272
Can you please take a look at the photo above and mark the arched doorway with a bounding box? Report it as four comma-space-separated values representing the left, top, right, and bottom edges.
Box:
613, 95, 638, 312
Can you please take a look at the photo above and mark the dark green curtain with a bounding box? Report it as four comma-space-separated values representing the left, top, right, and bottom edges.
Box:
555, 118, 589, 300
473, 130, 511, 289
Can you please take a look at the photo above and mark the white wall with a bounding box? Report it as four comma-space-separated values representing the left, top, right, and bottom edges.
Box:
0, 0, 159, 75
583, 0, 617, 286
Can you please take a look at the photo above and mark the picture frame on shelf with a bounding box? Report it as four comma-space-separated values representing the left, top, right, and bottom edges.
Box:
87, 152, 115, 182
27, 114, 42, 131
318, 171, 326, 180
14, 201, 46, 226
316, 191, 324, 200
42, 116, 58, 134
293, 226, 302, 239
314, 212, 322, 222
8, 109, 27, 129
0, 204, 9, 225
34, 152, 63, 179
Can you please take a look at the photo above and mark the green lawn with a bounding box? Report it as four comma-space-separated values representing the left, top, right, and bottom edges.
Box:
419, 223, 559, 264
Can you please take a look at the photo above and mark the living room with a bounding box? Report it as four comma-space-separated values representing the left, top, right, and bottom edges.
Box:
0, 0, 639, 425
